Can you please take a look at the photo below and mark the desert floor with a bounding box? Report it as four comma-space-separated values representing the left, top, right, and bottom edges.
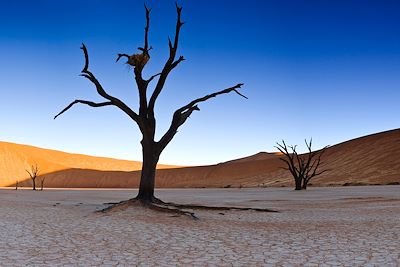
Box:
0, 186, 399, 266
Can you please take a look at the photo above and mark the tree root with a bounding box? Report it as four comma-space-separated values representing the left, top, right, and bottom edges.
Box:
99, 196, 277, 220
99, 198, 198, 219
148, 202, 198, 220
155, 199, 278, 213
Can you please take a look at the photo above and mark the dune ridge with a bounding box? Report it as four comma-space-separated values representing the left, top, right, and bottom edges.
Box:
0, 141, 178, 187
1, 128, 399, 188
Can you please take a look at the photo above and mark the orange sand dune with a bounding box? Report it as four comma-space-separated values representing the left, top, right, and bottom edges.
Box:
0, 142, 178, 187
159, 128, 399, 188
2, 129, 400, 188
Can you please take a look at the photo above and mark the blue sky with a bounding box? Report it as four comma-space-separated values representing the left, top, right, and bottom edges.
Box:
0, 0, 399, 165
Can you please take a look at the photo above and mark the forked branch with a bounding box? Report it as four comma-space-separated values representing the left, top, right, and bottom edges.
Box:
55, 44, 140, 123
276, 141, 299, 178
177, 83, 246, 114
148, 3, 185, 114
25, 164, 39, 179
158, 83, 246, 149
147, 72, 161, 83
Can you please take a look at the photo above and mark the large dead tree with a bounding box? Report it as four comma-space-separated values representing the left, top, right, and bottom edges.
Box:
52, 4, 271, 217
26, 164, 39, 191
275, 139, 329, 190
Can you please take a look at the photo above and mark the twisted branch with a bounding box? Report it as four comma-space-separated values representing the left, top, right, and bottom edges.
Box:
54, 100, 113, 119
55, 44, 140, 123
158, 83, 246, 150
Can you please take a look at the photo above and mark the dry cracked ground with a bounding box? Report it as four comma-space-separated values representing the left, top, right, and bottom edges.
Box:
0, 186, 399, 266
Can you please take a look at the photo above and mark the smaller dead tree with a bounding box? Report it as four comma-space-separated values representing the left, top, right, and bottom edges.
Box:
275, 139, 328, 190
40, 177, 45, 191
26, 164, 39, 190
15, 180, 19, 190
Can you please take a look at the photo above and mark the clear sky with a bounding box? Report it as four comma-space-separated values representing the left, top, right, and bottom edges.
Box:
0, 0, 399, 165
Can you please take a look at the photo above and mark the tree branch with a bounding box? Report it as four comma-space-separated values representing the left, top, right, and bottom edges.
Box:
148, 3, 185, 115
54, 100, 113, 120
146, 72, 161, 84
116, 5, 153, 118
157, 83, 246, 150
79, 44, 118, 101
176, 83, 246, 114
26, 164, 39, 179
276, 142, 299, 178
309, 146, 329, 178
116, 53, 130, 63
55, 43, 140, 123
171, 55, 185, 69
172, 3, 184, 55
138, 4, 152, 56
278, 157, 295, 175
25, 170, 33, 179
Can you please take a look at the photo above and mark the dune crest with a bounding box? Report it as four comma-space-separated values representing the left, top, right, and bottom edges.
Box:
1, 128, 399, 188
0, 142, 178, 187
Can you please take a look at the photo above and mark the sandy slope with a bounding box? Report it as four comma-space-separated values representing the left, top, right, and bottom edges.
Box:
0, 142, 177, 187
156, 128, 399, 188
1, 129, 399, 188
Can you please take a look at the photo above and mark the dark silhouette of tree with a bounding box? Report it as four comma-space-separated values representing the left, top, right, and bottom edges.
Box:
15, 180, 19, 190
275, 139, 328, 190
53, 4, 273, 218
26, 164, 39, 191
40, 177, 45, 191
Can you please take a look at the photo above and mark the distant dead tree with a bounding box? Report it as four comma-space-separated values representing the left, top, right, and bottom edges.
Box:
15, 180, 19, 190
40, 177, 45, 191
275, 139, 328, 190
52, 4, 268, 218
26, 164, 39, 190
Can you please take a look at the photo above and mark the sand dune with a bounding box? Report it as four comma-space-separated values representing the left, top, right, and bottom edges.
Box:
0, 142, 177, 187
2, 129, 400, 188
141, 128, 399, 188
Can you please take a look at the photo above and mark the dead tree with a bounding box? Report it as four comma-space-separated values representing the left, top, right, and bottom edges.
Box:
40, 177, 45, 191
15, 180, 19, 190
275, 139, 328, 190
26, 164, 39, 190
52, 4, 276, 217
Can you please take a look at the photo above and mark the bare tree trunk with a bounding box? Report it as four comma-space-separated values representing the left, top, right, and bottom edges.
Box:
32, 178, 36, 190
302, 178, 306, 189
295, 178, 302, 190
302, 178, 310, 190
40, 178, 45, 191
137, 140, 160, 202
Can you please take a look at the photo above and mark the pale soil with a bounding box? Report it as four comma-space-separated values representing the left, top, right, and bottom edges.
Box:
0, 186, 399, 266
